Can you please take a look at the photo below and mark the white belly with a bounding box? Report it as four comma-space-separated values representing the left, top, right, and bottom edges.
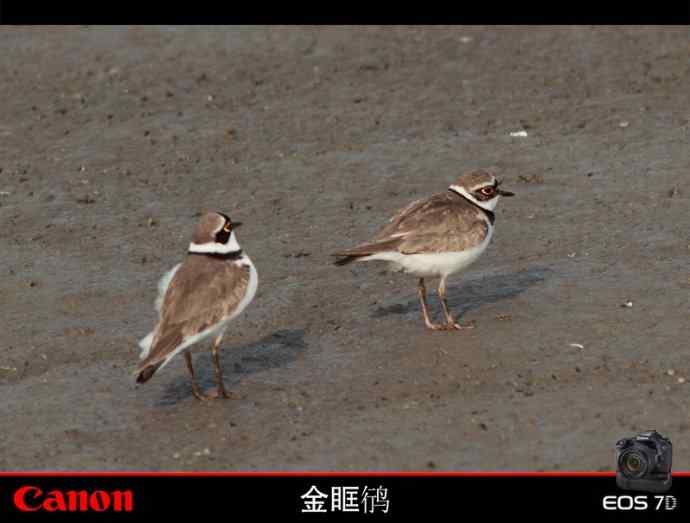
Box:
229, 255, 258, 320
362, 228, 492, 278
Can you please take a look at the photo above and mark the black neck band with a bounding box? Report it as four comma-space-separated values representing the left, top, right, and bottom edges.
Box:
448, 188, 495, 225
188, 249, 243, 260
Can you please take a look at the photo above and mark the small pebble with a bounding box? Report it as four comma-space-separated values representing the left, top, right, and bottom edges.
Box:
677, 377, 686, 384
518, 174, 544, 184
621, 301, 633, 308
619, 121, 630, 128
666, 369, 675, 376
510, 130, 529, 137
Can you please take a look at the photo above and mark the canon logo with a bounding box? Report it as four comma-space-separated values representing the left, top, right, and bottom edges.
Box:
13, 486, 134, 512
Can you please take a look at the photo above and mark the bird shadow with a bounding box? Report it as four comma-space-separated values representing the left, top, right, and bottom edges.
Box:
371, 265, 552, 321
155, 328, 307, 406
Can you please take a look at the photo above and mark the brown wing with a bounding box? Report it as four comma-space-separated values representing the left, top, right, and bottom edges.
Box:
335, 192, 489, 260
137, 256, 250, 371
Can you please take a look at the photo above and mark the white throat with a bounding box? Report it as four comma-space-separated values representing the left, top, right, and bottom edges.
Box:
449, 185, 499, 212
188, 231, 242, 254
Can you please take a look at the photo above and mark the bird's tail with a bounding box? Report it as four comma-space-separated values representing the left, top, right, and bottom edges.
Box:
333, 253, 362, 266
332, 239, 400, 266
135, 360, 164, 384
134, 329, 183, 384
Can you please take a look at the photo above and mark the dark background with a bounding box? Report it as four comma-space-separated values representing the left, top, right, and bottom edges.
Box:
1, 474, 688, 520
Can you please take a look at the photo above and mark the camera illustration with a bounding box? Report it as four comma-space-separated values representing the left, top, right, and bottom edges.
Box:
615, 430, 672, 493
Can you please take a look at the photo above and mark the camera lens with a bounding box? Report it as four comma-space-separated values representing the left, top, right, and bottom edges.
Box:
619, 449, 649, 479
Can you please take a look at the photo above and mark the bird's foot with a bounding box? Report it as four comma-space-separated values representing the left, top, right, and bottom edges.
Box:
191, 388, 214, 401
447, 320, 476, 330
426, 322, 453, 331
426, 319, 476, 331
192, 389, 233, 400
191, 384, 232, 401
210, 388, 232, 399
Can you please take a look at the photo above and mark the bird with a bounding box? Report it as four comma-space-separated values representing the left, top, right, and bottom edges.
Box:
135, 211, 258, 400
333, 169, 514, 331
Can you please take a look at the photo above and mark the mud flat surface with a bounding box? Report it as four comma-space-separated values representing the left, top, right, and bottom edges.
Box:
1, 27, 688, 470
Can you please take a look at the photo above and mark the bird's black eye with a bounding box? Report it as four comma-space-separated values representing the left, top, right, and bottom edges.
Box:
223, 222, 232, 233
480, 186, 495, 196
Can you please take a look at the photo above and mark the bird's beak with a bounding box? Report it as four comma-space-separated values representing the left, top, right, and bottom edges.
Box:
495, 178, 514, 197
233, 222, 243, 228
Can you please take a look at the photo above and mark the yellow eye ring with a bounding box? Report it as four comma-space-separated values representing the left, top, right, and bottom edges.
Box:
223, 223, 231, 233
481, 187, 495, 195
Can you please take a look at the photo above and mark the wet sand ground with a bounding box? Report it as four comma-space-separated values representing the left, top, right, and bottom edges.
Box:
1, 26, 688, 470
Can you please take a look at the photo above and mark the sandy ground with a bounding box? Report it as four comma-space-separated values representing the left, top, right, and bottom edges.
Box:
0, 26, 688, 471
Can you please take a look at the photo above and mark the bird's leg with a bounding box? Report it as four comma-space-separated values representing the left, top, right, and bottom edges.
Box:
438, 276, 475, 331
185, 351, 211, 401
418, 278, 445, 330
210, 334, 231, 399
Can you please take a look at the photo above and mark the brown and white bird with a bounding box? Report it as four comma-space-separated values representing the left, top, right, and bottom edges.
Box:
135, 211, 258, 400
333, 169, 514, 331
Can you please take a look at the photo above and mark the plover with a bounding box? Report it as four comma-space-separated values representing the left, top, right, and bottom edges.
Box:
135, 211, 258, 400
334, 169, 514, 330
